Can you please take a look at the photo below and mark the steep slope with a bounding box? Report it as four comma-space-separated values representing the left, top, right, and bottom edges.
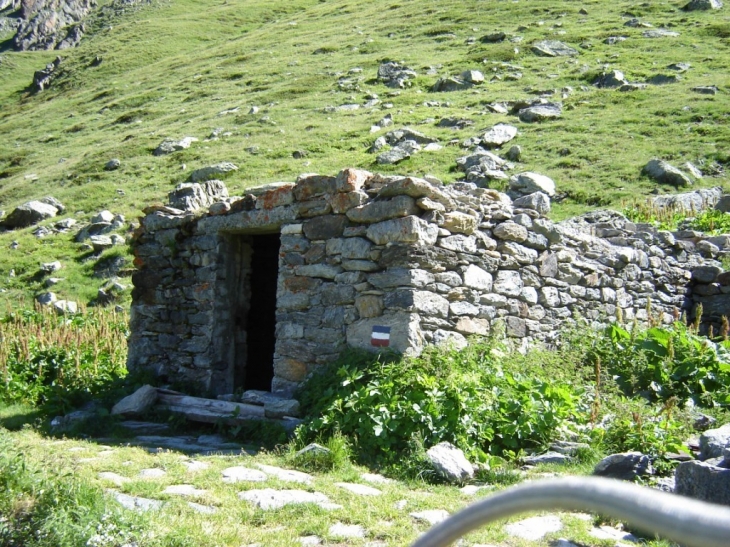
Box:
0, 0, 728, 306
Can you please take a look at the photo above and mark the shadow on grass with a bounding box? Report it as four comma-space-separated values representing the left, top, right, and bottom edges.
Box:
0, 403, 43, 430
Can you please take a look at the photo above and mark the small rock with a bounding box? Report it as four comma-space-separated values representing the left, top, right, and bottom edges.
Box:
692, 85, 718, 95
153, 137, 198, 156
531, 40, 578, 57
426, 441, 474, 483
111, 385, 158, 417
53, 300, 78, 315
481, 123, 518, 147
40, 261, 62, 274
506, 145, 522, 161
105, 159, 121, 171
36, 292, 57, 306
518, 103, 562, 122
594, 70, 628, 88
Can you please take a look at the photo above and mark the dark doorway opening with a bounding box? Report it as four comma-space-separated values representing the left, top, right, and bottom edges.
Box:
238, 233, 280, 391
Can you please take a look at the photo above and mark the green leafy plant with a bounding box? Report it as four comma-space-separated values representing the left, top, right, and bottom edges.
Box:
597, 321, 730, 407
296, 342, 588, 473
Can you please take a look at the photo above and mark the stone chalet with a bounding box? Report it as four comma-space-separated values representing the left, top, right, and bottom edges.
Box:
128, 168, 726, 398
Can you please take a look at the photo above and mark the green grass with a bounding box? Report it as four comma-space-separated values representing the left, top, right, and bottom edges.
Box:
0, 0, 729, 305
0, 424, 679, 547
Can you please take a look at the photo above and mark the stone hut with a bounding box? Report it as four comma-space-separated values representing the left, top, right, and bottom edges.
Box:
128, 168, 723, 398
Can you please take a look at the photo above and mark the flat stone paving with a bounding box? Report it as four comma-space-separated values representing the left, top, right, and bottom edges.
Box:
92, 441, 638, 546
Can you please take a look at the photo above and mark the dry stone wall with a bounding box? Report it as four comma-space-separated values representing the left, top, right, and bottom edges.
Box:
128, 168, 725, 397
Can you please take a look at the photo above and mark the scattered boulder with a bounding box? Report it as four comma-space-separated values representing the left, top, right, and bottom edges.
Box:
647, 74, 681, 85
377, 61, 416, 88
32, 55, 62, 91
152, 137, 198, 156
480, 31, 506, 43
2, 199, 60, 228
40, 260, 62, 274
593, 451, 652, 480
104, 158, 121, 171
168, 180, 229, 211
643, 29, 680, 38
531, 40, 578, 57
461, 70, 484, 84
112, 385, 159, 417
643, 159, 692, 187
594, 70, 628, 88
53, 300, 77, 314
431, 76, 472, 92
189, 162, 238, 182
36, 292, 57, 305
692, 85, 718, 95
518, 103, 562, 122
89, 235, 114, 252
684, 0, 723, 10
481, 123, 518, 148
385, 127, 438, 146
506, 145, 522, 161
377, 142, 417, 165
426, 441, 474, 483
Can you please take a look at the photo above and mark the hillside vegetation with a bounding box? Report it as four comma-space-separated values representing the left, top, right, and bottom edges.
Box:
0, 0, 729, 305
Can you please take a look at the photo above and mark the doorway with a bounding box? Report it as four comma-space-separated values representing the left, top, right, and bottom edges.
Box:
228, 233, 280, 392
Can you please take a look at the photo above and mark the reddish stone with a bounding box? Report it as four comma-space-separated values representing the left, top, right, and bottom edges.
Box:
258, 184, 294, 210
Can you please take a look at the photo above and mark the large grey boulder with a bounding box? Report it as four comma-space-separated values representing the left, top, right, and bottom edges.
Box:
2, 199, 59, 228
111, 385, 158, 417
643, 159, 692, 187
168, 180, 229, 211
593, 451, 652, 480
699, 423, 730, 460
531, 40, 578, 57
675, 460, 730, 505
684, 0, 723, 10
426, 441, 474, 483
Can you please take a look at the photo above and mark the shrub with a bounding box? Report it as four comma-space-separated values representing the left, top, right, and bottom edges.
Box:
0, 307, 129, 415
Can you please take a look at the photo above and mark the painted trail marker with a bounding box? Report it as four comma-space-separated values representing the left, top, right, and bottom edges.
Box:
371, 325, 391, 347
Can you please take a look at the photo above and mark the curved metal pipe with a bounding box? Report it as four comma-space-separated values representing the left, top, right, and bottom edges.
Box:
410, 476, 730, 547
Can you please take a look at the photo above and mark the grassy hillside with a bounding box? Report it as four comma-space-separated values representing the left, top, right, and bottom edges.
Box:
0, 0, 729, 306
